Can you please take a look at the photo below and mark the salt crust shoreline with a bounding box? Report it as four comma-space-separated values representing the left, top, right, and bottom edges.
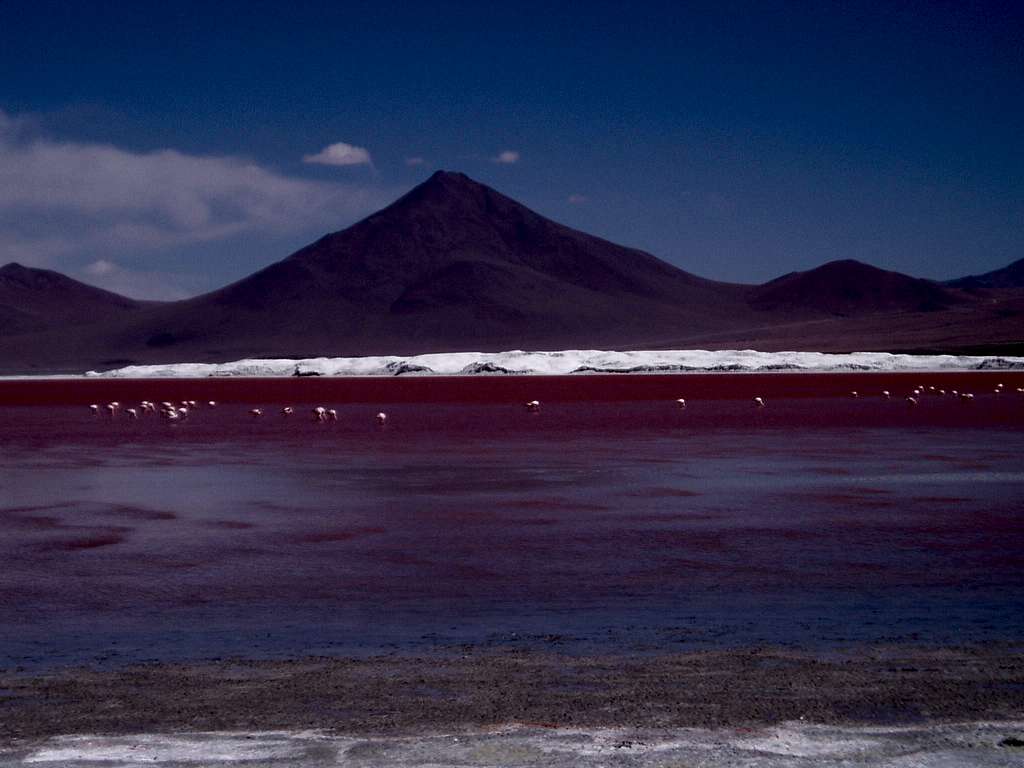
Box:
70, 349, 1024, 379
3, 722, 1024, 766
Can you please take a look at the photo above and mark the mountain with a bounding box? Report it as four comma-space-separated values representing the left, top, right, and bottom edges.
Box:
0, 263, 145, 336
946, 257, 1024, 290
0, 172, 1021, 373
105, 171, 758, 359
748, 259, 963, 317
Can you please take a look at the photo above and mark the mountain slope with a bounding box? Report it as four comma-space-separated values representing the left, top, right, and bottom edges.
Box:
947, 257, 1024, 290
0, 263, 144, 335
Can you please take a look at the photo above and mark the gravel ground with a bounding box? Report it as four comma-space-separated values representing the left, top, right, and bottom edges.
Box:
1, 646, 1022, 740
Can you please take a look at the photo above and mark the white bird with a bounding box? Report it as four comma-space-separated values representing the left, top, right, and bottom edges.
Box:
753, 396, 765, 408
250, 408, 263, 417
126, 408, 138, 419
327, 409, 338, 421
313, 406, 327, 422
525, 400, 541, 411
208, 400, 217, 407
105, 403, 117, 416
850, 391, 859, 398
881, 391, 891, 399
282, 407, 294, 416
675, 398, 687, 408
906, 396, 918, 406
376, 412, 387, 424
958, 392, 974, 401
89, 404, 100, 414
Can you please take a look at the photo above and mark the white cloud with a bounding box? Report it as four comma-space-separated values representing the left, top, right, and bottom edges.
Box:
493, 150, 520, 164
303, 141, 373, 167
0, 110, 383, 274
405, 156, 425, 166
84, 258, 116, 276
567, 193, 588, 205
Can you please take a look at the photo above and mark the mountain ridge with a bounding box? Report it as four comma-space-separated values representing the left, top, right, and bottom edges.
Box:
0, 171, 1021, 372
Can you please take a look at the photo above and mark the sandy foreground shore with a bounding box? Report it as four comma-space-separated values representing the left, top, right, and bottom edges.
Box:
2, 646, 1024, 763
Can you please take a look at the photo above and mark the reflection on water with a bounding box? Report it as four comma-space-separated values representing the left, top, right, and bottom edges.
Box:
1, 400, 1023, 669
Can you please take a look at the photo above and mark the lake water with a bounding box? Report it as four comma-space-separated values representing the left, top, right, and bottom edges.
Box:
2, 396, 1023, 669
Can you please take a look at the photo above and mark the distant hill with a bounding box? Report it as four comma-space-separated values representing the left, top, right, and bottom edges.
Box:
749, 259, 963, 317
946, 257, 1024, 290
0, 263, 145, 336
0, 172, 1021, 373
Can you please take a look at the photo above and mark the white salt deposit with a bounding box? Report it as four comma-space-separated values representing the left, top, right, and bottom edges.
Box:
85, 348, 1024, 378
4, 722, 1023, 767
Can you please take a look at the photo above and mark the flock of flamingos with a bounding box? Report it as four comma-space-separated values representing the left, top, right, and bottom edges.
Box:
84, 383, 1022, 424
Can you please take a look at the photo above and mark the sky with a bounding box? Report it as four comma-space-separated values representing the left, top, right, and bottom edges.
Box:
0, 0, 1021, 299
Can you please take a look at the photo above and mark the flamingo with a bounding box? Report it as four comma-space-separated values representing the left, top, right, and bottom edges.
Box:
327, 409, 338, 421
850, 391, 859, 398
313, 406, 327, 422
881, 391, 890, 399
89, 404, 100, 414
282, 407, 294, 416
525, 400, 540, 411
675, 398, 687, 408
753, 396, 765, 408
250, 408, 263, 417
208, 401, 217, 407
105, 403, 117, 417
126, 408, 138, 419
376, 412, 387, 424
906, 396, 918, 406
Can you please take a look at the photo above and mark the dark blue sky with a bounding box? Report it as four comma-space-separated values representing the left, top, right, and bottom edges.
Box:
0, 0, 1021, 298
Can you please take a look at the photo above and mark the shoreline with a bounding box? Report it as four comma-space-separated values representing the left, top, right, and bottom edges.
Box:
5, 723, 1024, 767
2, 645, 1022, 740
2, 370, 1023, 406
